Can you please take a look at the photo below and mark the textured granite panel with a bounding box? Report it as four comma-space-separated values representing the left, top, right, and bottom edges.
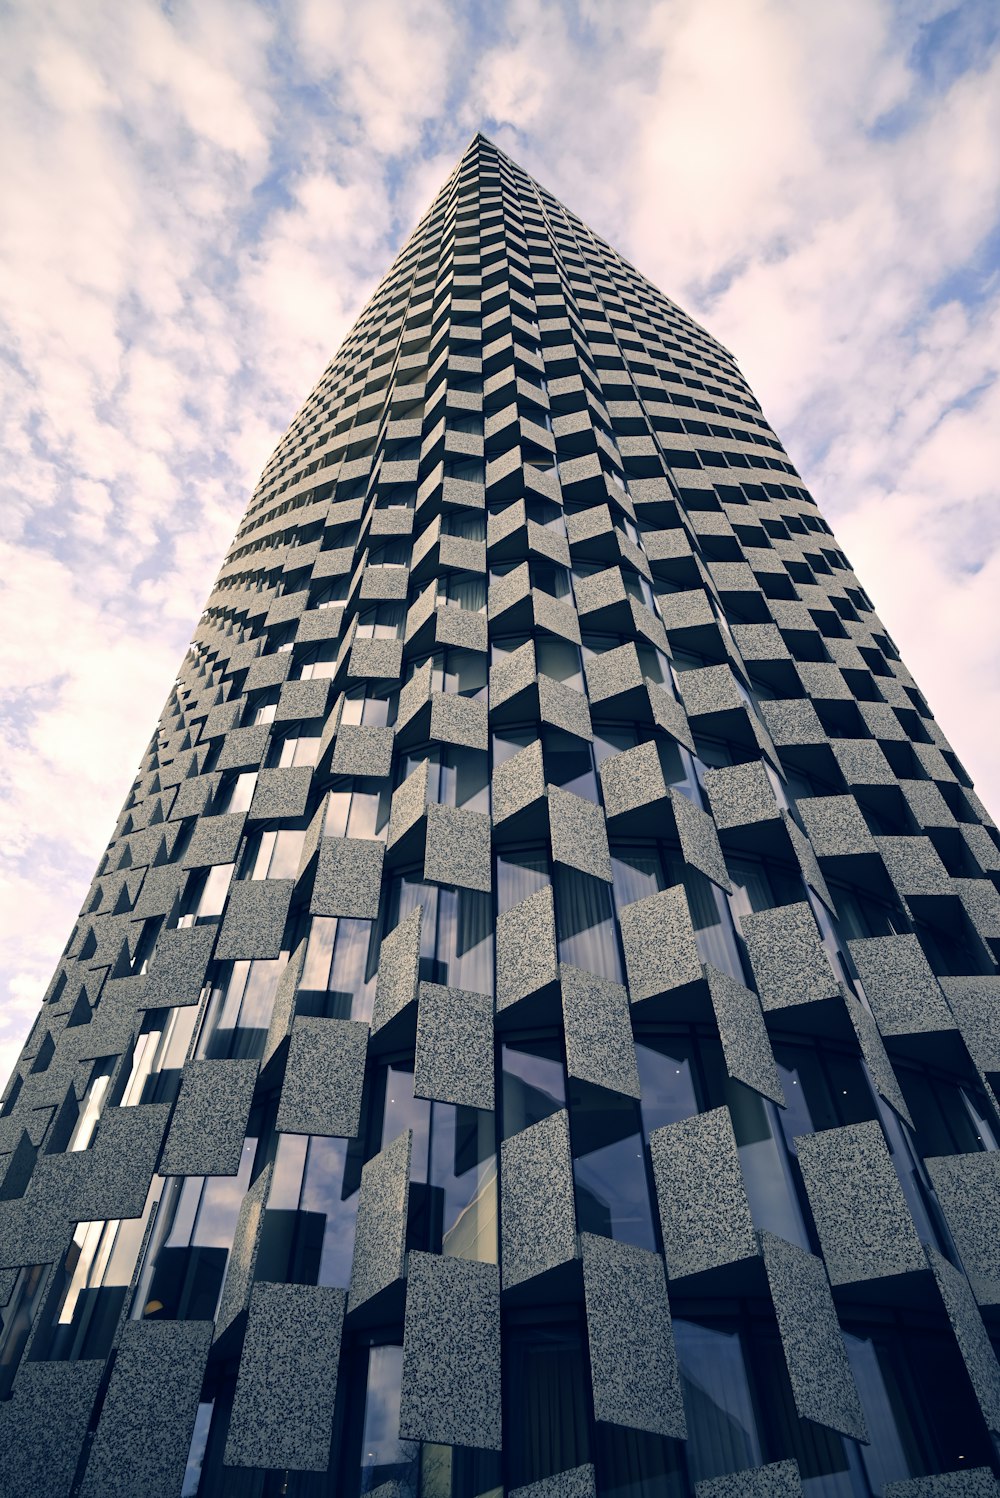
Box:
927, 1246, 1000, 1433
330, 723, 395, 779
741, 902, 839, 1011
399, 1252, 502, 1448
877, 836, 952, 896
496, 884, 559, 1011
926, 1152, 1000, 1305
311, 836, 384, 918
159, 1058, 258, 1176
548, 785, 613, 882
215, 878, 294, 961
348, 637, 403, 681
388, 758, 431, 847
620, 885, 703, 1002
347, 1129, 411, 1312
372, 905, 422, 1034
216, 722, 271, 772
510, 1467, 596, 1498
943, 977, 1000, 1072
843, 988, 912, 1125
696, 1463, 803, 1498
796, 795, 876, 859
493, 739, 546, 823
215, 1163, 271, 1337
758, 698, 827, 747
70, 1103, 171, 1221
782, 811, 835, 913
848, 934, 954, 1036
705, 964, 784, 1104
413, 982, 494, 1110
142, 923, 216, 1007
759, 1231, 867, 1439
650, 1107, 757, 1279
276, 1017, 368, 1137
79, 1319, 213, 1498
702, 760, 780, 832
500, 1109, 576, 1289
560, 962, 640, 1098
884, 1472, 999, 1498
795, 1121, 924, 1285
248, 765, 312, 822
599, 739, 666, 819
429, 691, 489, 750
538, 674, 593, 740
671, 786, 731, 889
0, 1358, 104, 1498
131, 863, 184, 918
490, 637, 536, 708
424, 803, 492, 892
676, 663, 742, 717
580, 1231, 686, 1437
585, 641, 643, 705
831, 739, 897, 787
225, 1282, 346, 1470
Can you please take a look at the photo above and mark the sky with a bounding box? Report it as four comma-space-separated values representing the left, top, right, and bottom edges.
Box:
1, 0, 999, 1084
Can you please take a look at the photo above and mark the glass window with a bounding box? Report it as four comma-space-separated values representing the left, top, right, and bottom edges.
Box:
569, 1082, 655, 1251
673, 1319, 762, 1481
132, 1137, 258, 1324
505, 1318, 592, 1491
496, 850, 549, 916
298, 915, 377, 1024
0, 1264, 47, 1397
198, 957, 288, 1061
358, 1344, 420, 1495
502, 1038, 566, 1140
256, 1134, 360, 1291
554, 864, 623, 982
118, 1006, 201, 1108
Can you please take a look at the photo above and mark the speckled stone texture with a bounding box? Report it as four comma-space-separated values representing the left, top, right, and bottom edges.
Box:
496, 884, 558, 1011
493, 739, 546, 823
372, 905, 422, 1035
943, 976, 1000, 1072
79, 1319, 213, 1498
702, 760, 780, 832
671, 786, 732, 889
926, 1152, 1000, 1305
414, 982, 494, 1110
927, 1246, 1000, 1433
797, 795, 876, 858
215, 877, 294, 960
348, 1128, 411, 1312
178, 810, 246, 870
142, 922, 216, 1007
848, 933, 954, 1036
598, 739, 666, 820
580, 1232, 686, 1437
795, 1120, 924, 1285
330, 722, 394, 778
758, 698, 826, 747
0, 1358, 104, 1498
70, 1102, 171, 1221
696, 1461, 803, 1498
159, 1057, 258, 1175
399, 1251, 502, 1448
620, 885, 703, 1002
276, 1017, 368, 1137
225, 1282, 346, 1469
429, 691, 489, 750
388, 758, 431, 847
705, 964, 784, 1105
311, 835, 384, 918
500, 1109, 577, 1289
560, 963, 640, 1098
537, 674, 593, 740
650, 1107, 757, 1279
424, 803, 492, 891
741, 901, 839, 1011
843, 988, 913, 1125
215, 1162, 271, 1337
547, 784, 612, 882
884, 1471, 1000, 1498
248, 765, 312, 821
759, 1231, 867, 1439
510, 1465, 597, 1498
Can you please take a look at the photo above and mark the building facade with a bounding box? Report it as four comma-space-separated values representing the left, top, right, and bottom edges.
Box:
2, 133, 1000, 1498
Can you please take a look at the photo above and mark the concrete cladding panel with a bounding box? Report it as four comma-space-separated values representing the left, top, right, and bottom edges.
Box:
225, 1282, 346, 1469
276, 1017, 368, 1137
650, 1106, 757, 1279
580, 1231, 686, 1437
79, 1320, 213, 1498
500, 1109, 576, 1289
399, 1251, 502, 1448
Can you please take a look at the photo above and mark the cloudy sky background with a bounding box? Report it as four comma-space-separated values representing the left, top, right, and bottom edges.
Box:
1, 0, 998, 1082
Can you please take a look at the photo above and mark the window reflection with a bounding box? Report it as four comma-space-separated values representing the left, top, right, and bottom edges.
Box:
359, 1344, 419, 1496
198, 957, 288, 1061
569, 1082, 655, 1251
132, 1138, 258, 1324
299, 915, 378, 1024
673, 1319, 761, 1481
256, 1134, 360, 1290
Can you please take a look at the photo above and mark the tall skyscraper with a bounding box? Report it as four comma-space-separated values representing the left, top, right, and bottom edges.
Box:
2, 132, 999, 1498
